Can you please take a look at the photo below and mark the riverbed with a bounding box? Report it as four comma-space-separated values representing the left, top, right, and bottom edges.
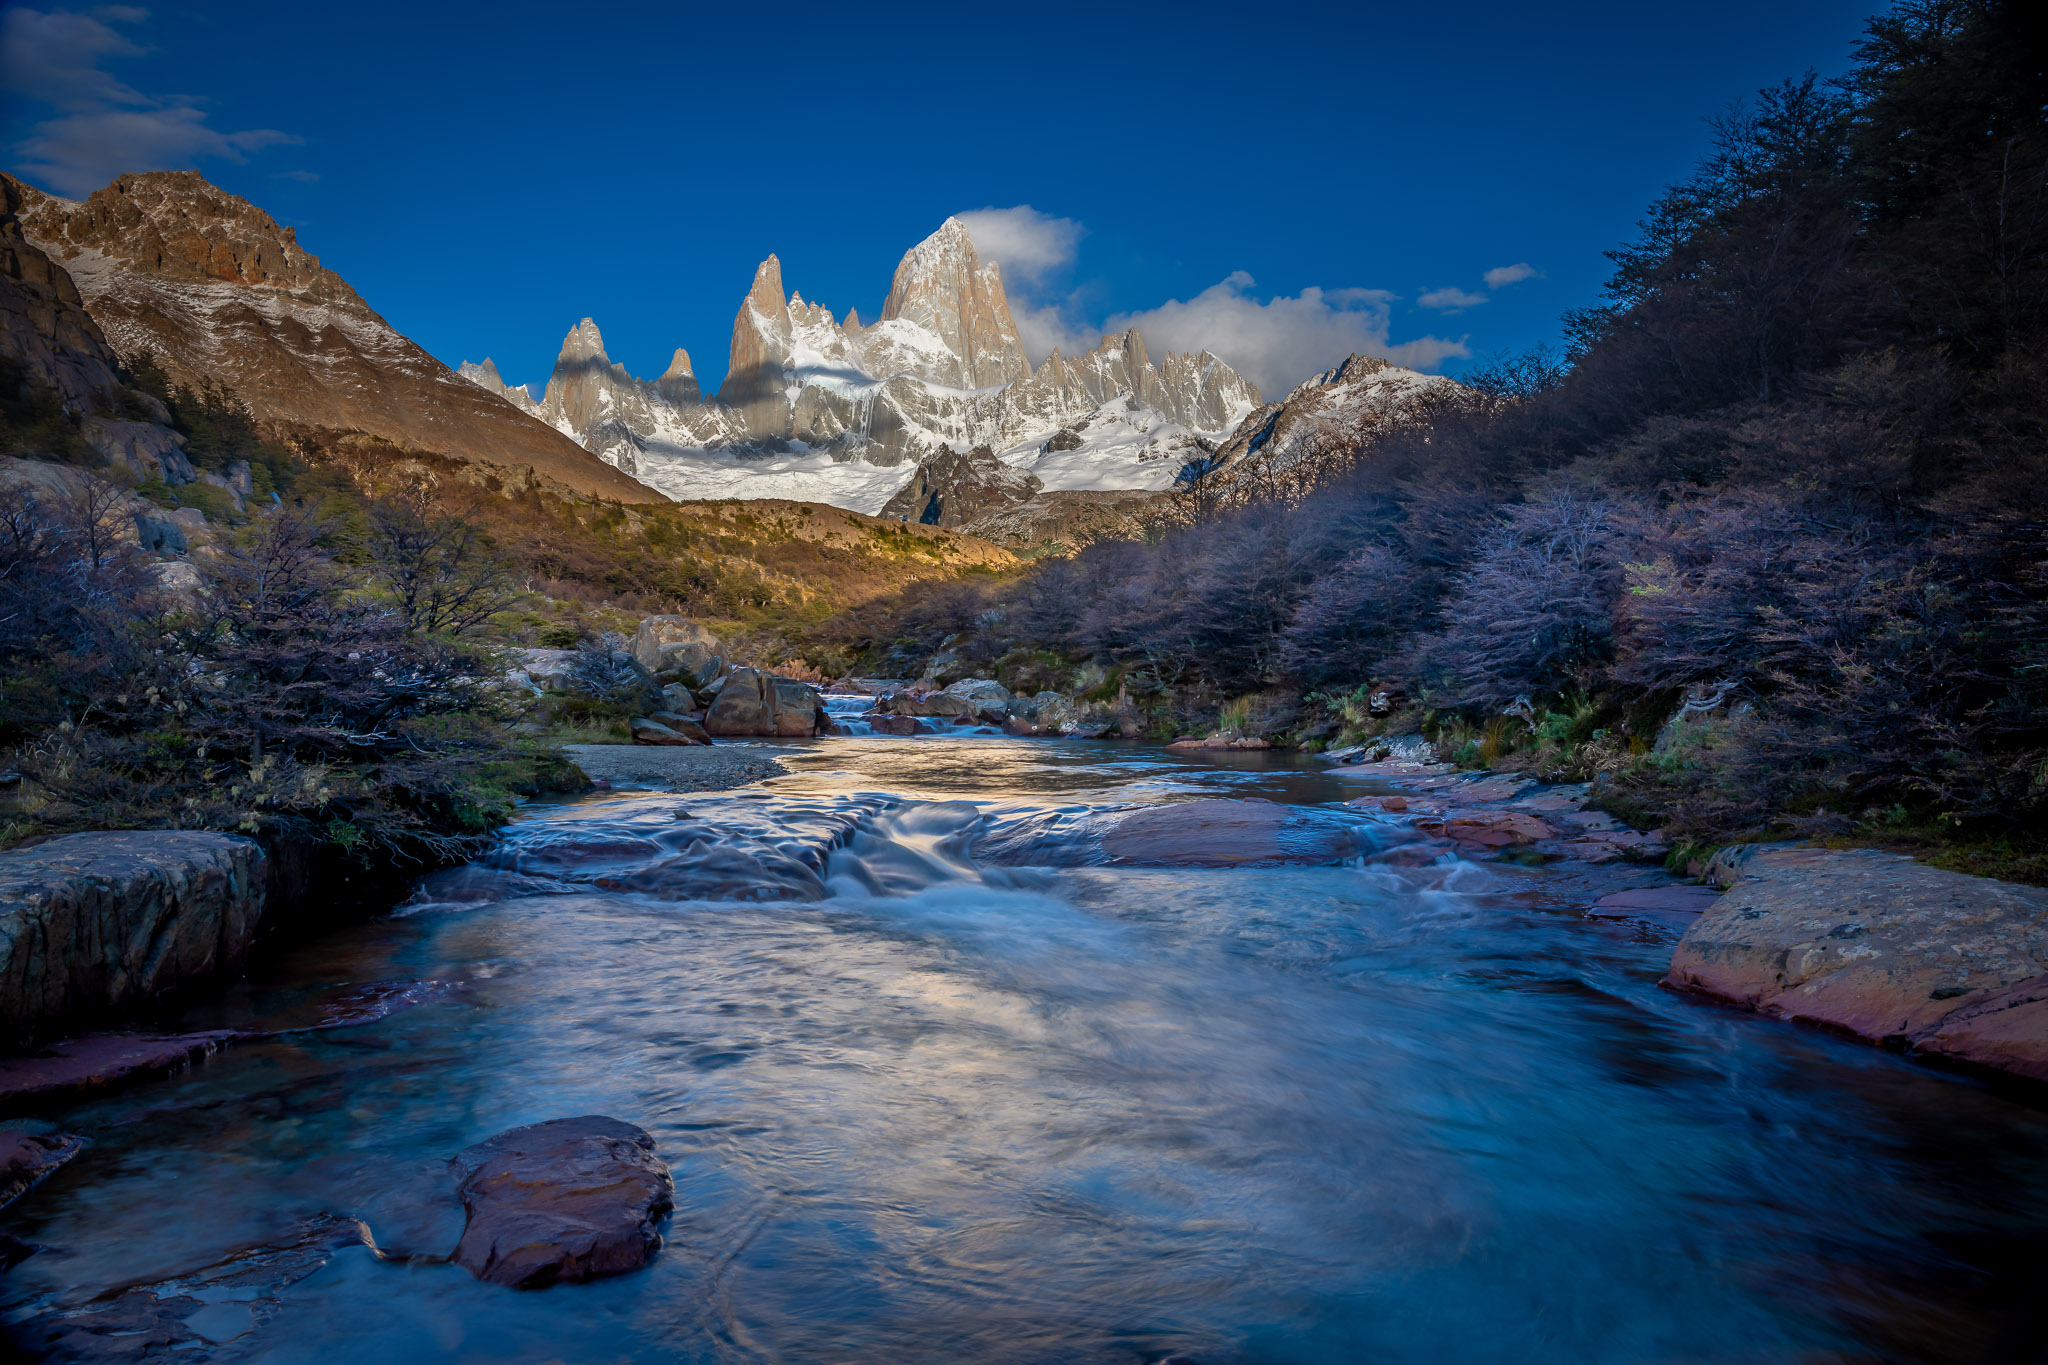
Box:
5, 729, 2047, 1363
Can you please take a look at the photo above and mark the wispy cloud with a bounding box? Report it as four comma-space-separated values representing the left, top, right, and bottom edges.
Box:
2, 6, 298, 197
1108, 272, 1468, 396
955, 205, 1084, 285
1483, 262, 1542, 289
1418, 286, 1489, 312
956, 206, 1468, 392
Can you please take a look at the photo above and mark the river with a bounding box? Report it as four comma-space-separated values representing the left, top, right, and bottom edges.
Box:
5, 722, 2047, 1363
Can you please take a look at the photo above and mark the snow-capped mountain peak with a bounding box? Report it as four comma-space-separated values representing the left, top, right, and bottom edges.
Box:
459, 218, 1270, 513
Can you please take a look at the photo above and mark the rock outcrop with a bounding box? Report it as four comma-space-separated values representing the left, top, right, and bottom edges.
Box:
9, 170, 657, 503
0, 173, 123, 411
450, 1116, 674, 1289
1666, 847, 2048, 1082
879, 443, 1041, 526
0, 832, 269, 1047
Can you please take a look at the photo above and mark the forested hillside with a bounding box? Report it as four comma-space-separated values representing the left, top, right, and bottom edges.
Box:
815, 0, 2048, 875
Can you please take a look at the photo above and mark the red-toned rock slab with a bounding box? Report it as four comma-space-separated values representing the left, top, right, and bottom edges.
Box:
0, 1031, 235, 1113
451, 1116, 674, 1289
0, 1128, 85, 1209
1666, 848, 2048, 1081
0, 981, 449, 1112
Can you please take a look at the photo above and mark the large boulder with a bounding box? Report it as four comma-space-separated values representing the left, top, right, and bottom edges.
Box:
1666, 847, 2048, 1082
450, 1116, 674, 1289
941, 677, 1010, 706
630, 717, 698, 747
631, 615, 722, 679
703, 668, 826, 737
509, 647, 579, 693
1003, 691, 1079, 735
81, 416, 196, 485
0, 832, 268, 1047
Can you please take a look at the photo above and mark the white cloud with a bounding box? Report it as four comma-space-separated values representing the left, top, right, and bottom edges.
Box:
957, 206, 1469, 392
1104, 271, 1468, 397
1008, 297, 1100, 367
1419, 286, 1489, 312
1483, 262, 1542, 289
2, 6, 298, 197
954, 205, 1084, 286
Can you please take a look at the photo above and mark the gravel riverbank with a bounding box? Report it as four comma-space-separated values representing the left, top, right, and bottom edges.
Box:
562, 743, 792, 792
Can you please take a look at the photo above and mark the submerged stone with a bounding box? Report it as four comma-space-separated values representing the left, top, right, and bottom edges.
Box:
450, 1116, 674, 1289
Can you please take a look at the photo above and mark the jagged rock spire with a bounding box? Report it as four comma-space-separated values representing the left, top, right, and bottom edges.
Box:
719, 255, 793, 436
878, 217, 1030, 388
655, 347, 700, 405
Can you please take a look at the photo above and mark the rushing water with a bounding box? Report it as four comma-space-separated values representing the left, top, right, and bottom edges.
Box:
6, 725, 2048, 1364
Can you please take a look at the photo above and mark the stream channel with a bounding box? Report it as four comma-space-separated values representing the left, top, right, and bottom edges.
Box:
6, 711, 2048, 1363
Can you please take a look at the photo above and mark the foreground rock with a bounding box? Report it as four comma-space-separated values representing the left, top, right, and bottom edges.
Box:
451, 1116, 674, 1289
0, 832, 268, 1047
0, 1128, 84, 1209
1667, 847, 2048, 1082
704, 667, 828, 737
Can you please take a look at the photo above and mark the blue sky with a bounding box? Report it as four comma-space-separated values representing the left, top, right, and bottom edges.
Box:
3, 0, 1878, 398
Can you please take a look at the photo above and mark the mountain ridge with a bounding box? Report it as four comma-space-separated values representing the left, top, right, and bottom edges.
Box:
472, 217, 1276, 514
8, 170, 660, 503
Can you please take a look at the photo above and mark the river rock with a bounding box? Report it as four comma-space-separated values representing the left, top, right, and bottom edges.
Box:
450, 1116, 674, 1289
0, 831, 268, 1047
0, 1031, 237, 1112
942, 677, 1010, 705
649, 712, 712, 743
886, 690, 974, 719
1665, 847, 2048, 1081
704, 667, 826, 737
1099, 799, 1382, 866
0, 1129, 85, 1209
869, 714, 927, 736
1004, 691, 1078, 735
631, 716, 701, 747
7, 1211, 372, 1358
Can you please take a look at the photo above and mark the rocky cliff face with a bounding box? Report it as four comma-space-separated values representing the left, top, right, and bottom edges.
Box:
13, 170, 658, 502
0, 173, 124, 412
464, 218, 1263, 514
871, 217, 1030, 390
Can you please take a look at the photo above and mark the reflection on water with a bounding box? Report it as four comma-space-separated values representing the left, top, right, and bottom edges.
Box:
5, 736, 2047, 1364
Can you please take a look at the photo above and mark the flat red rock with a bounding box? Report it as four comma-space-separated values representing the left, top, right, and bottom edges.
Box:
451, 1116, 674, 1290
